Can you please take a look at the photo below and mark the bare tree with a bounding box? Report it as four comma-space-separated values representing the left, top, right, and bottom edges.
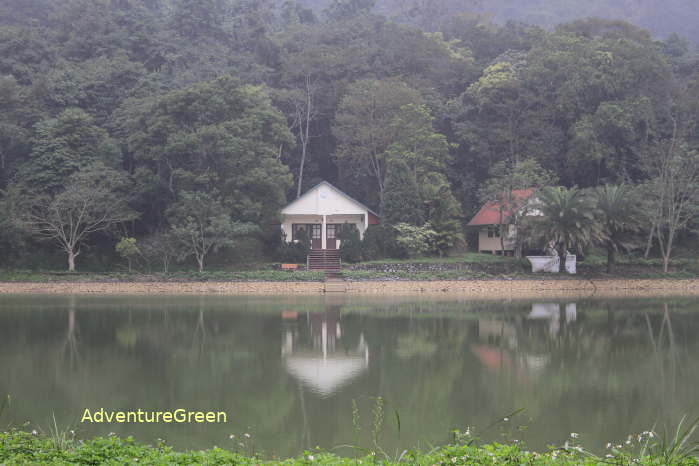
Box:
641, 123, 699, 272
23, 165, 135, 271
290, 73, 317, 198
140, 229, 179, 273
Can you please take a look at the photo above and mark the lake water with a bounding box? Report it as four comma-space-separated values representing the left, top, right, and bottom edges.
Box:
1, 294, 698, 457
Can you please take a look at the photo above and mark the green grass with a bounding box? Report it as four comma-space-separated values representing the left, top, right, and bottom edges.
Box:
3, 250, 699, 283
0, 270, 325, 282
0, 429, 697, 465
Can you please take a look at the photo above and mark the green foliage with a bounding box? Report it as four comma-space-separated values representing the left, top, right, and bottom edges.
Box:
535, 186, 604, 257
338, 223, 362, 263
393, 223, 437, 257
130, 76, 294, 227
324, 0, 376, 21
333, 78, 423, 205
385, 104, 452, 179
421, 172, 464, 256
115, 237, 139, 272
360, 224, 390, 260
592, 184, 643, 272
167, 191, 257, 272
0, 186, 28, 265
2, 427, 698, 465
382, 159, 423, 226
0, 0, 698, 271
17, 109, 119, 195
275, 232, 309, 264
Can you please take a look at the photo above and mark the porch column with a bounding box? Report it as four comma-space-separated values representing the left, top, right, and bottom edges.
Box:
363, 213, 369, 238
321, 215, 327, 249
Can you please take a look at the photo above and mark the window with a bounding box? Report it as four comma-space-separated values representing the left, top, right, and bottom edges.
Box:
326, 224, 336, 239
487, 226, 501, 238
311, 224, 321, 239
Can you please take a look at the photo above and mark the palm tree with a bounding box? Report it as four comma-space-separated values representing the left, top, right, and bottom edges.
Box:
536, 186, 604, 270
593, 185, 642, 273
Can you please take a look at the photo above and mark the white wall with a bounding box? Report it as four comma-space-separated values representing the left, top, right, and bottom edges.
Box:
281, 214, 367, 246
477, 226, 515, 253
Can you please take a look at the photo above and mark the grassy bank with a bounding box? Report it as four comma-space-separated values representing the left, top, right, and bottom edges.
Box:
0, 270, 325, 283
1, 253, 698, 283
1, 429, 697, 465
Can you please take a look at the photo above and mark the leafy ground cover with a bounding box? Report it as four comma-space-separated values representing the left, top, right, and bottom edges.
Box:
0, 429, 697, 465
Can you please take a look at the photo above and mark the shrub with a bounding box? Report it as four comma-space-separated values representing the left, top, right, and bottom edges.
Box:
339, 223, 362, 263
393, 223, 437, 258
115, 237, 139, 272
276, 232, 309, 263
361, 224, 391, 260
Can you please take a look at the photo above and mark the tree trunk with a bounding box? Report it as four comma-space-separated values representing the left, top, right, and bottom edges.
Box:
296, 144, 306, 198
606, 245, 615, 274
197, 256, 204, 273
68, 250, 77, 272
644, 220, 656, 259
500, 224, 505, 256
663, 255, 670, 273
558, 245, 566, 273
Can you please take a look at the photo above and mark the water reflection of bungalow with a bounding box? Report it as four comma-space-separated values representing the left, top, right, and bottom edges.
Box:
282, 307, 369, 397
528, 303, 576, 336
471, 303, 577, 378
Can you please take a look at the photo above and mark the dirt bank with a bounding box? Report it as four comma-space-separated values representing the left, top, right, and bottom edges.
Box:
1, 278, 699, 298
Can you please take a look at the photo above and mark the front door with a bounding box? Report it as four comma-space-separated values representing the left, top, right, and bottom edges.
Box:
311, 224, 322, 249
326, 224, 337, 250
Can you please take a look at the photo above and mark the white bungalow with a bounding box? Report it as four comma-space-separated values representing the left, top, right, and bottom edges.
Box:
280, 181, 380, 250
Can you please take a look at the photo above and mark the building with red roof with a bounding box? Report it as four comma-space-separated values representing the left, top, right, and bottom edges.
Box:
467, 188, 538, 254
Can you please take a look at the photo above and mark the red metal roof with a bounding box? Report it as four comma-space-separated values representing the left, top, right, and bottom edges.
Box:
467, 189, 535, 226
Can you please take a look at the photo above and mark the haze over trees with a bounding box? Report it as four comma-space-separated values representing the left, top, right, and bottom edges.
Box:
0, 0, 698, 270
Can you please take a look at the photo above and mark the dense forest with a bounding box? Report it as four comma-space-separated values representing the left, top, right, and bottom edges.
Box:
1, 0, 698, 271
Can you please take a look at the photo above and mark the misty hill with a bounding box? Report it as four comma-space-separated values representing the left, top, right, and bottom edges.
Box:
300, 0, 699, 44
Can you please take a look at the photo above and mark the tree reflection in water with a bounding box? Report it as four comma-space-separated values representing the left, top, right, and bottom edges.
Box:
0, 295, 698, 456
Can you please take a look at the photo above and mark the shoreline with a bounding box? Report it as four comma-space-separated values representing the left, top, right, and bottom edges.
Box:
1, 278, 699, 298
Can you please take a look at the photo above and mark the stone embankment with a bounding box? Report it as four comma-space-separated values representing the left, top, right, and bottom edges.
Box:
1, 279, 699, 298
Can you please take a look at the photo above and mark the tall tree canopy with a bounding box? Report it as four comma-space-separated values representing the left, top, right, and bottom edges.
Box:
1, 0, 698, 267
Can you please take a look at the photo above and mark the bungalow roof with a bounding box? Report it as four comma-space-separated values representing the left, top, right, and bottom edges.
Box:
467, 188, 536, 226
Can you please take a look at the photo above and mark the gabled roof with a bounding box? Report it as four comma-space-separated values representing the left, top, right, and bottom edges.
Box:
282, 181, 379, 217
467, 189, 536, 226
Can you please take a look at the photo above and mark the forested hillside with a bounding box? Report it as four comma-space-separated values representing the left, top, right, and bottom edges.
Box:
299, 0, 699, 44
1, 0, 698, 271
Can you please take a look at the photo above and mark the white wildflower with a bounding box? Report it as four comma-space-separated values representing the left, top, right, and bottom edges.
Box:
570, 432, 579, 438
